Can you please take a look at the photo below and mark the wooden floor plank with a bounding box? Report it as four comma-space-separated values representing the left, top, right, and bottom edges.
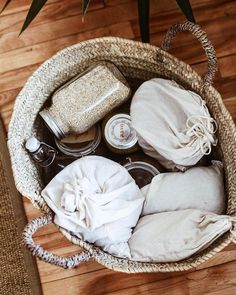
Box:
132, 0, 235, 39
0, 64, 40, 93
102, 260, 236, 295
219, 55, 236, 78
1, 0, 235, 55
0, 88, 20, 107
205, 286, 236, 295
41, 268, 184, 295
214, 76, 236, 100
0, 0, 143, 35
223, 97, 236, 121
149, 15, 236, 65
0, 19, 101, 55
0, 22, 134, 73
0, 0, 60, 16
0, 0, 104, 33
41, 260, 236, 295
3, 3, 235, 73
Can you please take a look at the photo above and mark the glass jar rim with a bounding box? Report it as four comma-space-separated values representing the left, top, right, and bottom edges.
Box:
123, 160, 160, 176
55, 124, 101, 157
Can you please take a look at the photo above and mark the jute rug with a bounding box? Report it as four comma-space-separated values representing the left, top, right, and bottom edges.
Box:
0, 118, 42, 295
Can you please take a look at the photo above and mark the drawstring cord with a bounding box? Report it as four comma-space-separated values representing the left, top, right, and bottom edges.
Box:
184, 94, 218, 155
186, 115, 218, 155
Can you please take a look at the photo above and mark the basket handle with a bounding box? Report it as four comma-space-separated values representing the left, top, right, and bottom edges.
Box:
160, 21, 217, 85
22, 214, 92, 269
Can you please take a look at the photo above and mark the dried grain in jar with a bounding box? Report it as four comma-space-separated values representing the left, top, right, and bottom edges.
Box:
40, 61, 131, 139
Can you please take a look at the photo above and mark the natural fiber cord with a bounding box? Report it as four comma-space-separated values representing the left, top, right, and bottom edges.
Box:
9, 21, 236, 272
0, 118, 42, 295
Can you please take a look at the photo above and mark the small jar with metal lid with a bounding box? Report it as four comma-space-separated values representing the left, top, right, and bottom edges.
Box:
40, 61, 131, 139
102, 113, 139, 154
55, 124, 102, 157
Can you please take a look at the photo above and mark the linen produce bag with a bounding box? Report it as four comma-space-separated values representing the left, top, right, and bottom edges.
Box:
130, 78, 218, 171
141, 161, 225, 215
129, 209, 235, 262
42, 156, 144, 258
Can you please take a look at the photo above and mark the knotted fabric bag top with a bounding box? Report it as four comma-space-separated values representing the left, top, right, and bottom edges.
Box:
42, 156, 144, 258
130, 78, 218, 171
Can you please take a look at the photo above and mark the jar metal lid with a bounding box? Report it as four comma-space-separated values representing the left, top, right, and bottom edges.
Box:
104, 114, 138, 150
55, 124, 101, 157
40, 109, 65, 139
124, 160, 160, 188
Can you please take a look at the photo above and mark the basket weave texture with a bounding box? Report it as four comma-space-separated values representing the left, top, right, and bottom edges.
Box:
8, 22, 236, 273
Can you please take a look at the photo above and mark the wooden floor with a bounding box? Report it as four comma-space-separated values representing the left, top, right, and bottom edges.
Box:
1, 0, 236, 294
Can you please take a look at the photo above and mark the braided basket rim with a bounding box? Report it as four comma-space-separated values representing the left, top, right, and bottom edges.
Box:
8, 36, 236, 272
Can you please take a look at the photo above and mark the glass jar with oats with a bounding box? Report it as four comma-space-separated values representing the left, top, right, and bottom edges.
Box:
40, 61, 131, 139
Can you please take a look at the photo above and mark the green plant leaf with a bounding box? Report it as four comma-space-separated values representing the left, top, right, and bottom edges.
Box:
82, 0, 91, 16
176, 0, 195, 22
0, 0, 12, 13
20, 0, 48, 35
137, 0, 150, 43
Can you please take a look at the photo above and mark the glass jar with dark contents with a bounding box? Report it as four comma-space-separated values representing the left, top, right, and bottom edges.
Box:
121, 150, 166, 188
124, 157, 160, 188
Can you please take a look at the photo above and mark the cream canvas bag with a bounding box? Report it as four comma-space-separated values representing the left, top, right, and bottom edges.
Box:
141, 161, 225, 215
129, 209, 235, 262
130, 78, 217, 171
42, 156, 144, 258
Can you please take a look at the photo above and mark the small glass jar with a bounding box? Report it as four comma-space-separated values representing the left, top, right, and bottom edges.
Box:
55, 124, 102, 157
102, 113, 139, 154
40, 61, 131, 139
124, 158, 160, 188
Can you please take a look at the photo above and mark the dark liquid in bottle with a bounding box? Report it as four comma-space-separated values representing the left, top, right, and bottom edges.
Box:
42, 155, 75, 185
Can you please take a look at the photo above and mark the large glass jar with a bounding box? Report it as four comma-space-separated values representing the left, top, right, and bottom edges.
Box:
40, 61, 131, 139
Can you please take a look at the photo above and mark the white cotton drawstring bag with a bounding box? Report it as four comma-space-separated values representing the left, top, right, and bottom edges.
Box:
130, 78, 218, 171
141, 161, 225, 215
129, 209, 235, 262
42, 156, 144, 258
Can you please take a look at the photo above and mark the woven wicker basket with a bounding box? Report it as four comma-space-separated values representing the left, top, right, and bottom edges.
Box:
8, 21, 236, 273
